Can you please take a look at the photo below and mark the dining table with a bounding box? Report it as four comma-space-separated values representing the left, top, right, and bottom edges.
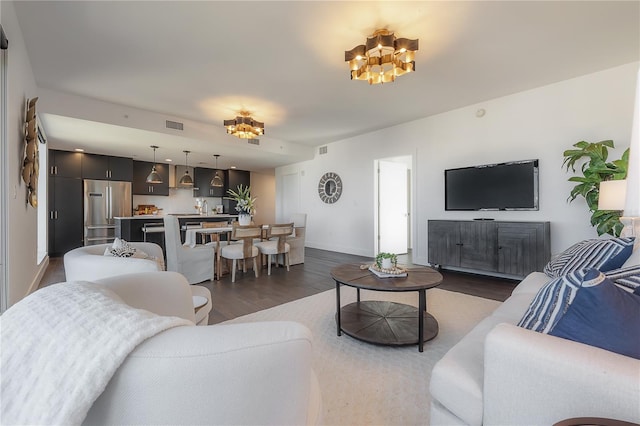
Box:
183, 227, 233, 248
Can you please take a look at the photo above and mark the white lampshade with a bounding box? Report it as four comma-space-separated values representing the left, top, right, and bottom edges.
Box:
598, 180, 627, 210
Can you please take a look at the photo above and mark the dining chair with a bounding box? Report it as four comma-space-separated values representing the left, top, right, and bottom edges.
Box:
164, 216, 216, 284
220, 225, 262, 283
200, 221, 230, 280
288, 213, 307, 265
255, 223, 294, 275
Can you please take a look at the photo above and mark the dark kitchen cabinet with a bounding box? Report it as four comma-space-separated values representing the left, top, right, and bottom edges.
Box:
193, 167, 226, 198
227, 169, 250, 192
107, 156, 133, 181
132, 161, 169, 196
48, 176, 84, 256
49, 149, 82, 178
83, 153, 133, 181
428, 220, 550, 279
223, 169, 251, 214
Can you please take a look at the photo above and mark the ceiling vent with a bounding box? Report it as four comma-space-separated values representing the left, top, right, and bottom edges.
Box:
165, 120, 184, 131
248, 139, 260, 145
319, 146, 328, 155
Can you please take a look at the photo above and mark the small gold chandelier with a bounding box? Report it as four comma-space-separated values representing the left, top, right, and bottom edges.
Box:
345, 29, 418, 85
223, 111, 264, 139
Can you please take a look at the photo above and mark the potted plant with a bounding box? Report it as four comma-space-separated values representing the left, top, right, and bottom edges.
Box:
375, 252, 398, 270
225, 184, 257, 226
562, 140, 629, 236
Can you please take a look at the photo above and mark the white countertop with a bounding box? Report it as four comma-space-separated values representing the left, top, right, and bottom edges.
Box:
114, 214, 238, 220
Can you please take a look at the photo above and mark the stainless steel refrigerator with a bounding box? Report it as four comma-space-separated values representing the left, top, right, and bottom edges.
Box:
84, 179, 132, 245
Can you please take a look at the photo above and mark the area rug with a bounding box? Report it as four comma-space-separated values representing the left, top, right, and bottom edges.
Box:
224, 288, 501, 425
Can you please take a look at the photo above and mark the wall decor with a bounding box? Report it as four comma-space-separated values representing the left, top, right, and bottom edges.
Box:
22, 97, 39, 208
318, 172, 342, 204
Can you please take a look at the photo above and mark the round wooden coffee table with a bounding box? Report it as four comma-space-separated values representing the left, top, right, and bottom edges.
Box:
331, 263, 443, 352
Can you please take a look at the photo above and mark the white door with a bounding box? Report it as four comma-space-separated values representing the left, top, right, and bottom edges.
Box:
378, 160, 408, 254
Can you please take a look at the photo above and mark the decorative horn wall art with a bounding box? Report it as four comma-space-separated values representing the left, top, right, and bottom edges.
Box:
22, 97, 39, 208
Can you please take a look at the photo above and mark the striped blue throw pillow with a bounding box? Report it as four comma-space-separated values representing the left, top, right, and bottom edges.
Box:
549, 269, 640, 359
543, 237, 635, 278
604, 264, 640, 293
517, 269, 589, 333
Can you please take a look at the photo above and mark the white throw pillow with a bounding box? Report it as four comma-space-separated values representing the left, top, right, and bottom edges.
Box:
107, 238, 137, 257
102, 238, 165, 270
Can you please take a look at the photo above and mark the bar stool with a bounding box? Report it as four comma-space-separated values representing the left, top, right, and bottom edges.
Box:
142, 222, 165, 243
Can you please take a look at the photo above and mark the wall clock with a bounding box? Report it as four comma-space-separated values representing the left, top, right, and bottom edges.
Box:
318, 172, 342, 204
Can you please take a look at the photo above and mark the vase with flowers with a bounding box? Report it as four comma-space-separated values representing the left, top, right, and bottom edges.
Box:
226, 184, 256, 226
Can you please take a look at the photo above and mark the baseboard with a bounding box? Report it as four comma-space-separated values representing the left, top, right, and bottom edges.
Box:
27, 255, 49, 295
306, 242, 372, 257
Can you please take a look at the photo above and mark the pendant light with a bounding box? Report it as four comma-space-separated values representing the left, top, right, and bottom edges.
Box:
146, 145, 163, 184
211, 154, 224, 187
179, 150, 194, 186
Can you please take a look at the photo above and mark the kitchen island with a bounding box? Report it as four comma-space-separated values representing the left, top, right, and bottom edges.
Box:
115, 214, 238, 250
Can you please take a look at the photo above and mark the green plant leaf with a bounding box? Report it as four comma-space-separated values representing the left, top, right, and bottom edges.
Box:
568, 176, 590, 183
563, 140, 627, 235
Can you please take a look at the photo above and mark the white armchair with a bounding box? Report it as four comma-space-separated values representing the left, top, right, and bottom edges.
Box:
64, 242, 164, 281
64, 242, 211, 325
83, 272, 322, 425
164, 215, 215, 284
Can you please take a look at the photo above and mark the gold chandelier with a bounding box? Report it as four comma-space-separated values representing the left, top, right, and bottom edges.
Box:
345, 29, 418, 85
223, 111, 264, 139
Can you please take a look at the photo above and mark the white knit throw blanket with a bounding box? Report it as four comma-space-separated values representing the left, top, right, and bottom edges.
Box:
0, 281, 193, 425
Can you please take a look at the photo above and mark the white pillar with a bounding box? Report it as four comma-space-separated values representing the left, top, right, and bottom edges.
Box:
624, 67, 640, 216
621, 67, 640, 238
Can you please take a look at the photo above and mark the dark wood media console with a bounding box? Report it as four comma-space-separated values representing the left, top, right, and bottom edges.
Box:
427, 220, 551, 279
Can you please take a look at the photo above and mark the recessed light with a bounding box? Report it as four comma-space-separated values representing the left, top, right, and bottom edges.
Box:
230, 166, 237, 169
74, 148, 84, 152
165, 158, 172, 162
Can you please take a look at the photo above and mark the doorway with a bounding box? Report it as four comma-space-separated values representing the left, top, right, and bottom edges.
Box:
375, 156, 412, 255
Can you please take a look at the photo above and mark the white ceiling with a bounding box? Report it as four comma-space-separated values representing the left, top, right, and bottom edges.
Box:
13, 1, 640, 172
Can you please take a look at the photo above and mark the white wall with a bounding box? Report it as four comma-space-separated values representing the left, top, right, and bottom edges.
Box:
276, 62, 639, 265
2, 1, 46, 307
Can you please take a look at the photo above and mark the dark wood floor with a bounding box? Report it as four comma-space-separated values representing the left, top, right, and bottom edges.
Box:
40, 248, 517, 325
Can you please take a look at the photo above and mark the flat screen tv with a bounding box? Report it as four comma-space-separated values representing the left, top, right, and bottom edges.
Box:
445, 160, 539, 211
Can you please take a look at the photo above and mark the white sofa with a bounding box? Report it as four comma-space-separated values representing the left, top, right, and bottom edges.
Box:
429, 247, 640, 425
64, 242, 211, 325
83, 272, 322, 425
